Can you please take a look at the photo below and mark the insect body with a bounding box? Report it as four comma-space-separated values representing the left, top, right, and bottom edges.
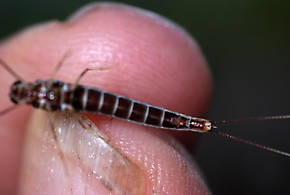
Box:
1, 57, 290, 157
10, 79, 212, 133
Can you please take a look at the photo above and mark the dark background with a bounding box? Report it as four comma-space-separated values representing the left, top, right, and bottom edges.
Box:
1, 1, 289, 194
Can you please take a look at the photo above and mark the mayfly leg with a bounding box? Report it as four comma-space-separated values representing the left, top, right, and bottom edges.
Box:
0, 106, 17, 116
47, 50, 72, 88
0, 58, 24, 81
77, 116, 123, 158
73, 63, 120, 87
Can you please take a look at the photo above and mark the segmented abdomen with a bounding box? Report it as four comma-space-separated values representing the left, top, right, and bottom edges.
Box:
67, 83, 208, 131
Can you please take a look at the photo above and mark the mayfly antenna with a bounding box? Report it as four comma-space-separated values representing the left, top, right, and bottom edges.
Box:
0, 58, 24, 81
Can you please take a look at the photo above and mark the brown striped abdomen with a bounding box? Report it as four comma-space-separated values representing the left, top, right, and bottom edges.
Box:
70, 85, 208, 131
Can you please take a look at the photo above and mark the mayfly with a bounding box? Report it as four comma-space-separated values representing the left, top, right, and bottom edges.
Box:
0, 55, 290, 157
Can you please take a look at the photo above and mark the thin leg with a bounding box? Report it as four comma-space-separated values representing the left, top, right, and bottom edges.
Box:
74, 63, 120, 86
77, 117, 107, 141
77, 117, 121, 154
0, 105, 17, 116
48, 50, 72, 87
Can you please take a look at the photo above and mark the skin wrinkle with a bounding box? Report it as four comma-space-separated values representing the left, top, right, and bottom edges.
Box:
0, 2, 211, 195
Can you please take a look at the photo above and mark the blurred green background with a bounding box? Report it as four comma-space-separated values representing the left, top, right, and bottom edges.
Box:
1, 0, 290, 194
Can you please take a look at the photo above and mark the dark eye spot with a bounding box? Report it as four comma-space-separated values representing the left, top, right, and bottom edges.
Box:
10, 97, 18, 104
13, 80, 22, 86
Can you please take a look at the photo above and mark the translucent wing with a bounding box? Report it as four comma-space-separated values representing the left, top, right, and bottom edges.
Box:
23, 110, 146, 195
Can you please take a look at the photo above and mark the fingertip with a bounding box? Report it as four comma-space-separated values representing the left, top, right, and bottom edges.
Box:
1, 3, 212, 194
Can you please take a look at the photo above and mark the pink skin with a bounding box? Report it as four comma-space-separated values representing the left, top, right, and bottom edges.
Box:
0, 3, 211, 195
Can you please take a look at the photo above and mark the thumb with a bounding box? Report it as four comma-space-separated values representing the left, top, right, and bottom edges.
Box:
0, 2, 211, 195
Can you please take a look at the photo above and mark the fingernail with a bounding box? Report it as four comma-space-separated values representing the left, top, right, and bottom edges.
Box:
18, 110, 146, 194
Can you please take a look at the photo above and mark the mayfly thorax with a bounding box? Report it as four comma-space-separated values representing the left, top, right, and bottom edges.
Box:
1, 54, 290, 157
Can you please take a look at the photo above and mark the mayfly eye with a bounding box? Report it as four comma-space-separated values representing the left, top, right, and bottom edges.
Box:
10, 97, 18, 104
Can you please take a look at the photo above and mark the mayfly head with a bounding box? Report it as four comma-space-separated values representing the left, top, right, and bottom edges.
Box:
9, 80, 23, 104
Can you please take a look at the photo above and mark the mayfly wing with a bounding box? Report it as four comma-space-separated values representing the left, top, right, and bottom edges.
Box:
46, 111, 146, 195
